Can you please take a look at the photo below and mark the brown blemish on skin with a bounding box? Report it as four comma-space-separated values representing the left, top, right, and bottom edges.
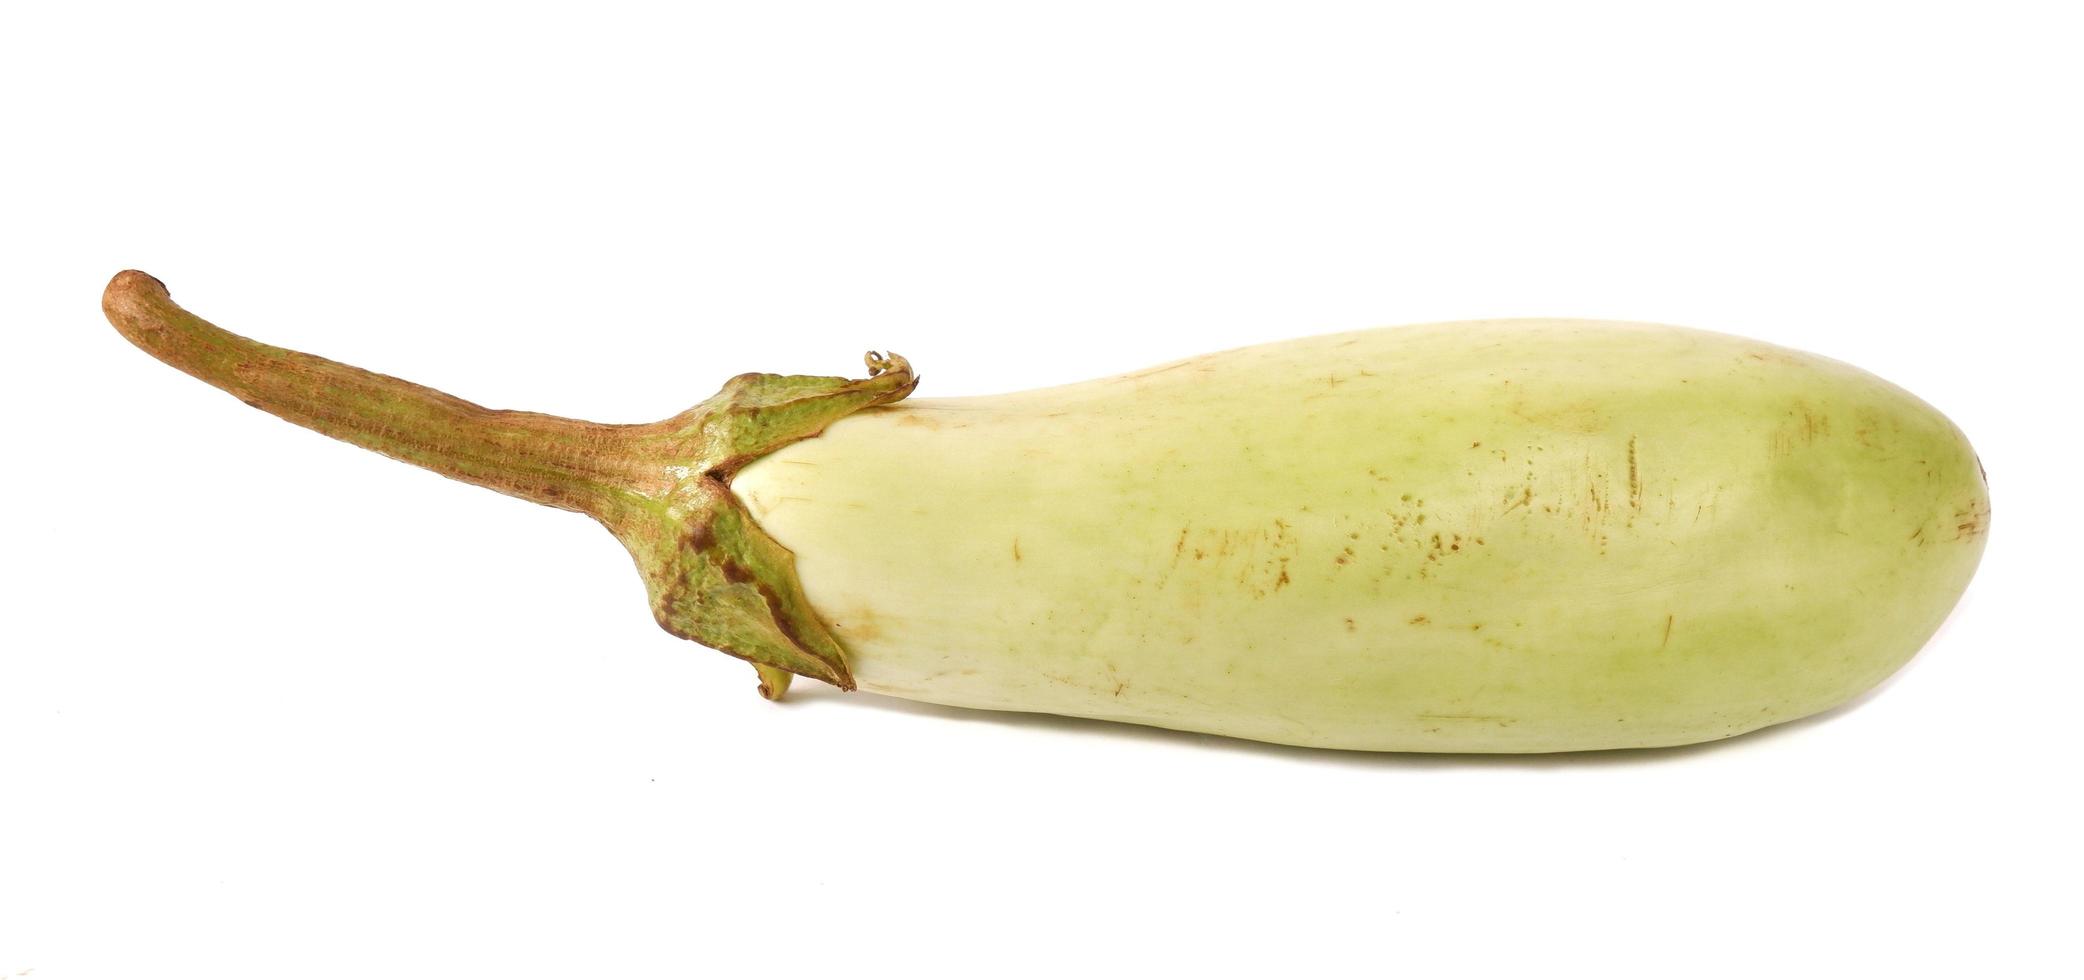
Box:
1504, 484, 1533, 514
1409, 614, 1430, 626
1012, 538, 1022, 561
895, 412, 944, 430
1771, 401, 1834, 457
1117, 358, 1202, 381
1627, 435, 1642, 511
1345, 617, 1357, 632
1801, 406, 1830, 441
1853, 421, 1881, 449
1954, 499, 1990, 539
1163, 523, 1300, 597
1743, 348, 1801, 367
1511, 399, 1609, 434
832, 608, 884, 644
1662, 614, 1674, 648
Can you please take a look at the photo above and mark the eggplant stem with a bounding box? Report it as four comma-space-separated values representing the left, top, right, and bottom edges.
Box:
103, 270, 920, 694
101, 270, 666, 523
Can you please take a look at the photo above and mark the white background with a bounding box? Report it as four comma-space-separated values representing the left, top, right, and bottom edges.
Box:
3, 2, 2078, 977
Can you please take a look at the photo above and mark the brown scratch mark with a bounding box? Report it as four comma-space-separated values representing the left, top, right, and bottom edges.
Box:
1174, 527, 1189, 556
1909, 526, 1925, 543
1801, 405, 1830, 441
1511, 399, 1609, 434
1954, 499, 1990, 539
1119, 359, 1200, 381
1662, 614, 1674, 648
896, 413, 944, 430
1772, 401, 1834, 456
1503, 483, 1535, 514
1408, 614, 1430, 626
1627, 435, 1642, 511
1012, 538, 1022, 562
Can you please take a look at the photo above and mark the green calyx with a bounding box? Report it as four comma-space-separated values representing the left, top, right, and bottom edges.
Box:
102, 270, 915, 698
610, 355, 918, 695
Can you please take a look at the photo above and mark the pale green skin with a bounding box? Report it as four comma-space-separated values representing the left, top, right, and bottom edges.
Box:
101, 271, 1988, 753
733, 321, 1989, 752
